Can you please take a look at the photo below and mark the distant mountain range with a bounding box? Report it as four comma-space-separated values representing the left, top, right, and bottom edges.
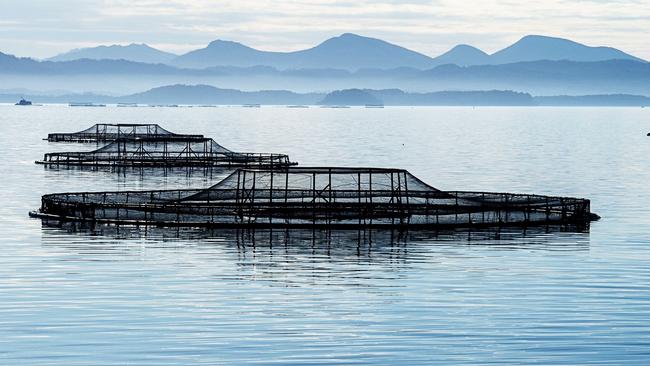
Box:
489, 35, 645, 64
40, 33, 646, 70
3, 49, 650, 94
2, 33, 649, 96
172, 34, 437, 70
2, 84, 649, 106
48, 43, 177, 64
319, 89, 384, 106
431, 45, 490, 67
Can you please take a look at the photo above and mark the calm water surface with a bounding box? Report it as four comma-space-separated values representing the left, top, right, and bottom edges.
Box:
0, 105, 649, 365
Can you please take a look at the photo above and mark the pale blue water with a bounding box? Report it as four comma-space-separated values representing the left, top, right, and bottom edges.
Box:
1, 105, 649, 365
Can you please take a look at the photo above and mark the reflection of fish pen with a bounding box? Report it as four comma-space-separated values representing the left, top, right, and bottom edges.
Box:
36, 137, 295, 168
31, 167, 598, 229
46, 123, 203, 142
40, 223, 591, 251
40, 163, 234, 179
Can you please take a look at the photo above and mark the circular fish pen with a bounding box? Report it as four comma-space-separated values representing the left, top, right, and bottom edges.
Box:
37, 137, 296, 168
30, 167, 598, 230
46, 123, 204, 142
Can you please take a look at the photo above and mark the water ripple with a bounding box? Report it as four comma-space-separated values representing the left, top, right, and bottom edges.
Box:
0, 106, 649, 365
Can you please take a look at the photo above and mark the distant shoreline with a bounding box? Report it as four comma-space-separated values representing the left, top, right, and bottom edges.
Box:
2, 85, 649, 107
2, 103, 647, 108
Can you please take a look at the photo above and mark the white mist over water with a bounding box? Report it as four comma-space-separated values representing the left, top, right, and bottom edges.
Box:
0, 105, 649, 365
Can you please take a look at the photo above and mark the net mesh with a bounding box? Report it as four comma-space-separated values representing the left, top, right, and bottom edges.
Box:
47, 123, 203, 142
36, 167, 595, 228
40, 137, 293, 167
94, 138, 232, 154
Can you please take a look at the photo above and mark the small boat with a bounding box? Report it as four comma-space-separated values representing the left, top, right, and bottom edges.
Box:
365, 104, 384, 108
15, 98, 32, 106
242, 104, 261, 108
287, 105, 309, 108
117, 103, 138, 107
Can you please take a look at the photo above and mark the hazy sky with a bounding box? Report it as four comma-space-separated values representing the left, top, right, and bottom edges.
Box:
1, 0, 649, 59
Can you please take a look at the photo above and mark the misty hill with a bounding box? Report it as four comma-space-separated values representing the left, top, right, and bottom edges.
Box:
365, 89, 534, 106
48, 43, 177, 64
172, 33, 436, 70
119, 84, 323, 104
536, 94, 650, 106
4, 50, 650, 95
171, 40, 280, 69
0, 51, 185, 74
490, 35, 644, 64
319, 89, 383, 105
422, 59, 650, 79
428, 35, 645, 67
431, 45, 490, 66
418, 59, 650, 94
0, 51, 39, 69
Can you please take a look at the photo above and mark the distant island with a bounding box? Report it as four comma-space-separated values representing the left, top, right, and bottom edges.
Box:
319, 89, 383, 106
2, 85, 649, 107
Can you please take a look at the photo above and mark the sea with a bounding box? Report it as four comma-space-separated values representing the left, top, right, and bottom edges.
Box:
1, 104, 649, 365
